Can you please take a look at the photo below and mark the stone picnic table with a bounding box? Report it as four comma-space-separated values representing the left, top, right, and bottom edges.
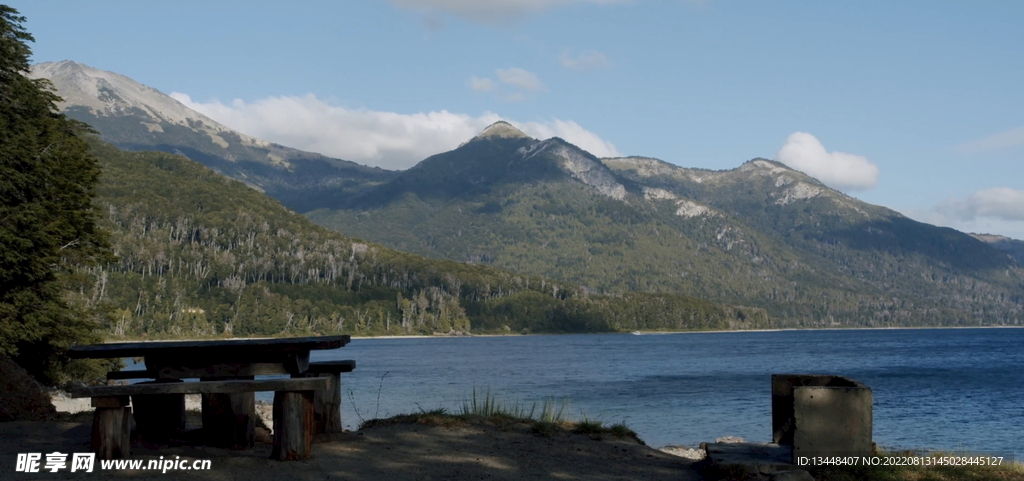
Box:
67, 335, 353, 460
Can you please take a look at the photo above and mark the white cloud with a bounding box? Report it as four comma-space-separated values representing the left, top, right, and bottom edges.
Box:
957, 125, 1024, 153
470, 68, 546, 101
170, 92, 620, 169
936, 188, 1024, 222
518, 119, 621, 158
495, 67, 546, 92
776, 132, 880, 191
900, 188, 1024, 241
903, 207, 1024, 242
560, 50, 612, 72
388, 0, 630, 24
467, 76, 495, 92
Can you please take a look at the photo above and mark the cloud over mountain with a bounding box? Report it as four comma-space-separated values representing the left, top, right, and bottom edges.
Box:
170, 92, 620, 168
776, 132, 880, 191
937, 187, 1024, 222
903, 188, 1024, 241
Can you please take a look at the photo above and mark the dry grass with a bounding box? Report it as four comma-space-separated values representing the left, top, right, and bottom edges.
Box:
359, 390, 643, 444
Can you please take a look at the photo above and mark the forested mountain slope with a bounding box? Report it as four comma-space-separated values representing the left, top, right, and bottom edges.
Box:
74, 139, 765, 338
310, 125, 1024, 327
973, 234, 1024, 265
32, 61, 1023, 328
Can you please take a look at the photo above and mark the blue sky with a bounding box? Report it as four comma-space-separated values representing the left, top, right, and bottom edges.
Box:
12, 0, 1024, 239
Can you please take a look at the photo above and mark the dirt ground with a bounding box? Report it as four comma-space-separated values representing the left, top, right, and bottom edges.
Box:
2, 355, 704, 480
0, 417, 705, 480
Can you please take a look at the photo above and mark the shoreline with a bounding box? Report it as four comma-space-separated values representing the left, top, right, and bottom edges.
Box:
350, 324, 1024, 340
43, 396, 1024, 467
94, 325, 1024, 343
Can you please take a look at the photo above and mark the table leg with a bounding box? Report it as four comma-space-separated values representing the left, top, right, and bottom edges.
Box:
314, 373, 342, 434
272, 390, 314, 460
201, 377, 255, 449
132, 379, 185, 442
91, 396, 131, 460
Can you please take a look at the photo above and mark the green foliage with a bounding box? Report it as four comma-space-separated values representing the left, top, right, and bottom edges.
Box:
974, 234, 1024, 265
39, 61, 1024, 330
459, 388, 569, 424
0, 6, 113, 383
308, 143, 1024, 328
75, 137, 757, 342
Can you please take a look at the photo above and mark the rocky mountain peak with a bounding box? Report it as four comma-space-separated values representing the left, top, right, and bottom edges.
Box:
29, 60, 196, 125
474, 121, 532, 140
28, 60, 280, 156
26, 60, 404, 213
738, 158, 794, 174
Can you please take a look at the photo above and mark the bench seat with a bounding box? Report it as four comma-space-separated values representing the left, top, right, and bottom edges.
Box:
71, 377, 327, 461
72, 378, 326, 397
103, 360, 357, 436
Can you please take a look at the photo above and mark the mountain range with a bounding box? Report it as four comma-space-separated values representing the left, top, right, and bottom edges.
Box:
71, 137, 763, 338
28, 61, 397, 212
32, 60, 1024, 328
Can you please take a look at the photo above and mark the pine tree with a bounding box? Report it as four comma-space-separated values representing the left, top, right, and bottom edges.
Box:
0, 5, 112, 383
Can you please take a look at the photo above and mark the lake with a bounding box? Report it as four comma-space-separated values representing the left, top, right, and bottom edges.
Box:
313, 328, 1022, 456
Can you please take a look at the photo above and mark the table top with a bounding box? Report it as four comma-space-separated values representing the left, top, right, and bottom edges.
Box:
68, 335, 350, 359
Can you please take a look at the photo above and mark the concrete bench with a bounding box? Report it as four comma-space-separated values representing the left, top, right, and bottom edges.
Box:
71, 377, 327, 461
293, 360, 356, 434
771, 374, 873, 462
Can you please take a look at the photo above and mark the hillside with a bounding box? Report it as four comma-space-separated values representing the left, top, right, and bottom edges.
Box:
29, 61, 397, 212
310, 125, 1024, 327
31, 62, 1024, 328
72, 138, 764, 339
972, 233, 1024, 264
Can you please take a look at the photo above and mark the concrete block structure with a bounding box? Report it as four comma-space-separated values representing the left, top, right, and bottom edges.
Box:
772, 374, 873, 462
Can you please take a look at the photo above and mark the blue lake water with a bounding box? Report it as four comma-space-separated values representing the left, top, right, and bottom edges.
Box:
307, 328, 1022, 456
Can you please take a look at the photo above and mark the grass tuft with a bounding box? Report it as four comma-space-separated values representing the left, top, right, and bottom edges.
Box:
360, 388, 642, 442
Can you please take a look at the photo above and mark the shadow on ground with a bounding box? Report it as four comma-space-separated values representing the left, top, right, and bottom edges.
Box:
0, 419, 703, 480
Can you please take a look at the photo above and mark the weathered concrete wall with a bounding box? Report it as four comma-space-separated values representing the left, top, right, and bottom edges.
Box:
772, 374, 873, 462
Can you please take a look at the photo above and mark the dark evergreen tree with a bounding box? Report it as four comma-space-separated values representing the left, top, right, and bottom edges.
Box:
0, 5, 112, 383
